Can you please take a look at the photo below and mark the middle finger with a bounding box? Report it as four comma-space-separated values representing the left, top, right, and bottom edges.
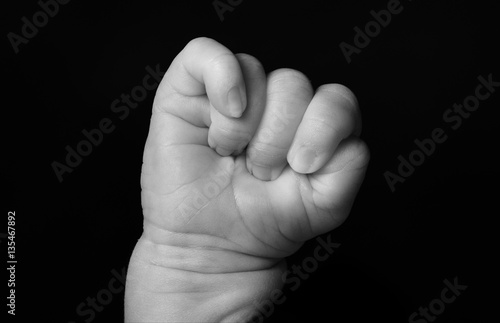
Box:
246, 68, 313, 180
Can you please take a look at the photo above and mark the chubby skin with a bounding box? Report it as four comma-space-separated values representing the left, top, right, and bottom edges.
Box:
125, 37, 369, 322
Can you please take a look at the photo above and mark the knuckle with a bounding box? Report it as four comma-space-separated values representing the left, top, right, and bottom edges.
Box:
186, 37, 215, 50
318, 83, 360, 114
235, 53, 264, 75
268, 68, 312, 89
344, 138, 371, 170
208, 52, 235, 71
355, 140, 371, 168
313, 84, 361, 135
308, 115, 339, 134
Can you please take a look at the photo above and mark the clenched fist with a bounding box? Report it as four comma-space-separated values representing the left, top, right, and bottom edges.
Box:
125, 37, 369, 323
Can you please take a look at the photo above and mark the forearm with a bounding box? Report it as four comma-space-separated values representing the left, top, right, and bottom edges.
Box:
125, 236, 286, 323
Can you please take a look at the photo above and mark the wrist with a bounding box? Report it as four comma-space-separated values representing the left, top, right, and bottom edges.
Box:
125, 235, 286, 323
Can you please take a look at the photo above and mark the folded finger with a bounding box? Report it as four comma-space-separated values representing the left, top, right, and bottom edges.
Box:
287, 84, 362, 174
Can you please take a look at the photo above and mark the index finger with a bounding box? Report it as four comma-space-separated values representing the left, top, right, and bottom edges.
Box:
158, 37, 247, 118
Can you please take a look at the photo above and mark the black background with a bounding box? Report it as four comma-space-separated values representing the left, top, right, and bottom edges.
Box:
3, 0, 499, 322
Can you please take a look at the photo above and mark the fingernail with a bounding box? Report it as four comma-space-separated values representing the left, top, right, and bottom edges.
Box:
290, 147, 317, 174
250, 165, 272, 181
249, 163, 284, 181
215, 146, 233, 156
227, 86, 243, 118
